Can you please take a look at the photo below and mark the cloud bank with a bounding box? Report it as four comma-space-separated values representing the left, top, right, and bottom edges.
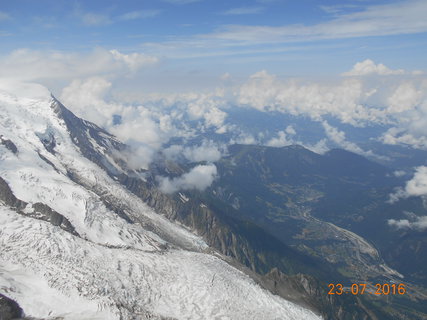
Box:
388, 215, 427, 231
157, 164, 218, 193
3, 54, 426, 173
55, 58, 427, 169
0, 48, 159, 82
342, 59, 405, 76
389, 166, 427, 202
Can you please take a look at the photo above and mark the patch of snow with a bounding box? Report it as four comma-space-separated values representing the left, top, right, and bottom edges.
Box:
179, 192, 189, 203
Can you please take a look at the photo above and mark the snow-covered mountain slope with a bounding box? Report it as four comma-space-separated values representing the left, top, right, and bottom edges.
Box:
0, 81, 322, 320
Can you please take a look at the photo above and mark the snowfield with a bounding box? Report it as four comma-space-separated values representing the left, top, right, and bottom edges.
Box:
0, 81, 322, 320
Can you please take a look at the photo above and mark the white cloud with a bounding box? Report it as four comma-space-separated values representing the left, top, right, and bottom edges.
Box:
109, 49, 159, 73
388, 215, 427, 231
380, 128, 427, 149
381, 128, 427, 149
105, 65, 426, 157
186, 94, 228, 132
322, 121, 360, 152
342, 59, 405, 76
230, 132, 258, 145
285, 125, 296, 135
405, 166, 427, 197
387, 82, 422, 112
0, 79, 51, 101
266, 130, 293, 147
3, 54, 423, 170
157, 164, 217, 193
111, 111, 166, 148
237, 70, 278, 111
234, 67, 427, 153
60, 77, 120, 127
0, 48, 159, 82
322, 121, 380, 158
183, 140, 223, 162
60, 78, 230, 168
302, 139, 329, 155
236, 70, 387, 125
380, 80, 427, 149
222, 7, 264, 15
55, 61, 427, 160
389, 166, 427, 202
60, 77, 172, 169
393, 170, 406, 177
163, 145, 184, 160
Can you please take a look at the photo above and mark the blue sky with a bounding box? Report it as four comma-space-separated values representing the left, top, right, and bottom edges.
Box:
1, 0, 427, 90
1, 0, 427, 196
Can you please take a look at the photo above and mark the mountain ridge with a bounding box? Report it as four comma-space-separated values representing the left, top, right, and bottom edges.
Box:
0, 83, 322, 320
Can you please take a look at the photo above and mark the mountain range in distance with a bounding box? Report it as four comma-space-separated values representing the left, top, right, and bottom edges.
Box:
1, 81, 427, 320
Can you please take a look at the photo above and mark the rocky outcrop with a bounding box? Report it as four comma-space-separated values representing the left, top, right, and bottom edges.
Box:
0, 136, 18, 154
0, 176, 27, 209
31, 202, 78, 236
0, 176, 78, 236
262, 269, 375, 320
52, 98, 128, 176
0, 294, 23, 320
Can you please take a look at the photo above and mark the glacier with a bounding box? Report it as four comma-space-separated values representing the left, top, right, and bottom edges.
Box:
0, 80, 322, 320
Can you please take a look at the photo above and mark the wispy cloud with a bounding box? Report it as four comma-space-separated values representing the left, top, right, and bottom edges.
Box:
80, 12, 112, 26
208, 0, 427, 43
222, 7, 264, 15
117, 10, 161, 21
0, 48, 159, 81
0, 11, 11, 21
319, 4, 360, 15
137, 0, 427, 61
0, 31, 13, 37
76, 9, 161, 26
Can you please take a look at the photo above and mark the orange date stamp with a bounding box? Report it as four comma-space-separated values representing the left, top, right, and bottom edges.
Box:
328, 283, 406, 295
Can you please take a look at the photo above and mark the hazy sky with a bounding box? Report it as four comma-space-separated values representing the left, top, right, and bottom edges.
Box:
1, 0, 427, 91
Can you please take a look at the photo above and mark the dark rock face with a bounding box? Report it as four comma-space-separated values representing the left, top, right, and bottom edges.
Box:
36, 130, 56, 154
0, 136, 18, 154
0, 294, 23, 320
31, 203, 79, 236
0, 176, 27, 209
0, 176, 78, 236
52, 98, 128, 176
262, 269, 374, 320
